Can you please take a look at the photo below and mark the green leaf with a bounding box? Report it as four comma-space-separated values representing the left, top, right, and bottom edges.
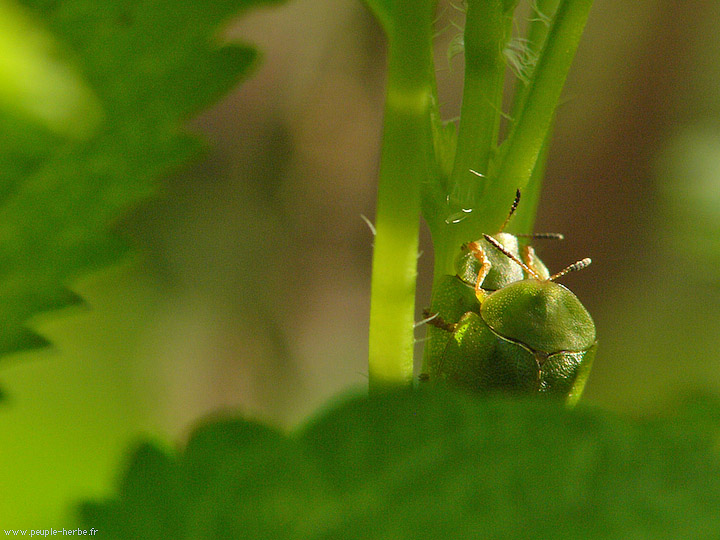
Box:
0, 0, 102, 137
0, 0, 281, 365
81, 389, 720, 539
81, 417, 333, 540
81, 442, 183, 539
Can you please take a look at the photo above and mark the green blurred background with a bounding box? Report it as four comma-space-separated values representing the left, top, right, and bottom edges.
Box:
2, 0, 720, 529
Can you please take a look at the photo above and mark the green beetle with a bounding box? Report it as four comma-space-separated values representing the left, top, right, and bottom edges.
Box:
423, 193, 597, 405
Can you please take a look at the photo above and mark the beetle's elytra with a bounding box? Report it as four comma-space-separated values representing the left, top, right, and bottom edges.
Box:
422, 191, 597, 405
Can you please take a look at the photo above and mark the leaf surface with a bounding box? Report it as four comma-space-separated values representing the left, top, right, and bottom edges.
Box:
81, 389, 720, 539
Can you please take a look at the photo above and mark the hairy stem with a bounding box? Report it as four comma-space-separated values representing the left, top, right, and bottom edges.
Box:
368, 0, 435, 390
486, 0, 594, 225
448, 0, 508, 209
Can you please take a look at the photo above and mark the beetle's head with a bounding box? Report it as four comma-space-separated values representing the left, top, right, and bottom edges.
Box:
482, 233, 591, 284
456, 233, 525, 291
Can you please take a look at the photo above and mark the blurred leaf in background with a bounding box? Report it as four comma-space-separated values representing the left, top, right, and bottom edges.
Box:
0, 0, 101, 137
0, 0, 280, 528
0, 0, 261, 367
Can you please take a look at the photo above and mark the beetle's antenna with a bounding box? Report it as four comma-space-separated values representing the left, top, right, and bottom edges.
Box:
514, 232, 564, 240
549, 258, 592, 281
498, 189, 521, 233
483, 234, 541, 279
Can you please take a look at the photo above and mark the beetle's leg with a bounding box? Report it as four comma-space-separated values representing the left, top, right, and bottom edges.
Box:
467, 240, 491, 301
422, 309, 456, 333
522, 245, 539, 276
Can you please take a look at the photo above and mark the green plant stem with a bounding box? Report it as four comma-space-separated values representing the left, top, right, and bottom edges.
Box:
504, 0, 561, 234
368, 0, 435, 390
507, 133, 550, 235
485, 0, 593, 226
429, 0, 515, 282
508, 0, 561, 126
448, 0, 507, 209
